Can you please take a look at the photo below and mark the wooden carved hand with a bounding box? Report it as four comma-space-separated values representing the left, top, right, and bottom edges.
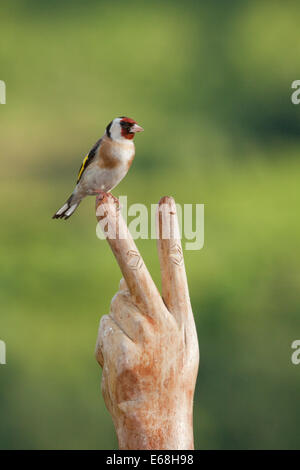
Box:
95, 195, 199, 450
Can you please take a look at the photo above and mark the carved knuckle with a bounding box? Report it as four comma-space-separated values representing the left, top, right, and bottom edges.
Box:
133, 315, 144, 329
134, 316, 149, 336
99, 314, 110, 332
110, 292, 121, 312
99, 315, 115, 347
111, 291, 133, 315
119, 278, 128, 291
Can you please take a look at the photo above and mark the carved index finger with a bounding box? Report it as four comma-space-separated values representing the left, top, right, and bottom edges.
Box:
96, 193, 165, 318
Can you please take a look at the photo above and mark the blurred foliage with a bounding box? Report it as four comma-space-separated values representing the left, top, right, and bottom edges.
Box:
0, 0, 300, 449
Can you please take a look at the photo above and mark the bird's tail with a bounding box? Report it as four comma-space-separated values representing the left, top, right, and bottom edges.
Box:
52, 194, 81, 220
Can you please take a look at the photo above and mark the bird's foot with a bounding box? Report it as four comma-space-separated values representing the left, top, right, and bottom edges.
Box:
95, 190, 107, 205
95, 191, 119, 208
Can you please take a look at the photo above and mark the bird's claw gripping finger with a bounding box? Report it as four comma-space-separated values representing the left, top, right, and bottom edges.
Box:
95, 191, 119, 208
95, 191, 108, 205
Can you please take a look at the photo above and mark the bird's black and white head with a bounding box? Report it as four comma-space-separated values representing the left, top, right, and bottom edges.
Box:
106, 117, 144, 142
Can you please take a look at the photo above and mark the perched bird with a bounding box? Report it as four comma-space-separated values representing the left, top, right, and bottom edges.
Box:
53, 117, 143, 219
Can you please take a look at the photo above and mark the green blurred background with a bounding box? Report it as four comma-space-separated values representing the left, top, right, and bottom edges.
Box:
1, 0, 300, 449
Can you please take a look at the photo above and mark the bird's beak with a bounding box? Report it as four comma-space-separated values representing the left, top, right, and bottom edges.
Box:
131, 123, 144, 133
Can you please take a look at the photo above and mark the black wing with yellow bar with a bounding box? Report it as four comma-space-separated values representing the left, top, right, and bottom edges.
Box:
77, 138, 102, 184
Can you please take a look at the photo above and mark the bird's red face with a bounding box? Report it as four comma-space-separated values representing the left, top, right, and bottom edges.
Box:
119, 117, 144, 140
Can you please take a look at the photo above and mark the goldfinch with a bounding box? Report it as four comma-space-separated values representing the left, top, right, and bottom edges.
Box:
52, 117, 143, 220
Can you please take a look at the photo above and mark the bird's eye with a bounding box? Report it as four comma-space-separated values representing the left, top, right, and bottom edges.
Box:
121, 121, 131, 130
